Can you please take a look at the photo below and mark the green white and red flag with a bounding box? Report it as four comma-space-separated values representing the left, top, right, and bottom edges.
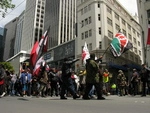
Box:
110, 33, 133, 57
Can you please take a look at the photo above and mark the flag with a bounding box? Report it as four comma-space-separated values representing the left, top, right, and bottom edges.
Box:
36, 28, 49, 61
33, 56, 45, 76
30, 27, 49, 67
30, 41, 39, 66
147, 24, 150, 45
82, 42, 90, 64
110, 33, 133, 57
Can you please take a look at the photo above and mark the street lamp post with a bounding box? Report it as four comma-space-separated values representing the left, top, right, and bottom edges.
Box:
131, 18, 146, 64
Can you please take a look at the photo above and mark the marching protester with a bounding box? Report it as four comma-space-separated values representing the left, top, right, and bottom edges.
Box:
131, 69, 139, 96
82, 53, 105, 100
78, 69, 86, 96
60, 57, 80, 99
26, 68, 32, 96
103, 69, 110, 96
37, 63, 48, 97
20, 69, 28, 97
140, 64, 150, 97
117, 70, 127, 96
10, 71, 17, 96
0, 64, 6, 98
48, 68, 59, 97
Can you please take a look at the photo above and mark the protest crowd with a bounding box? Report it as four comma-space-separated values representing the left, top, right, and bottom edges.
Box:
0, 55, 150, 99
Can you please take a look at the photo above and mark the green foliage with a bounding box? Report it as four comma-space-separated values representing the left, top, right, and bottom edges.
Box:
0, 62, 14, 72
0, 0, 15, 17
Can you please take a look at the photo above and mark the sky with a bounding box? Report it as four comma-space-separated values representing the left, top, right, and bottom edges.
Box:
0, 0, 138, 27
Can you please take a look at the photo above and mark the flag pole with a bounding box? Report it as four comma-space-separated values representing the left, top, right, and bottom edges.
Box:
101, 45, 111, 57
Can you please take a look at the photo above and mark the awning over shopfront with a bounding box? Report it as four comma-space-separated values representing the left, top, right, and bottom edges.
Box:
108, 63, 127, 71
123, 64, 141, 70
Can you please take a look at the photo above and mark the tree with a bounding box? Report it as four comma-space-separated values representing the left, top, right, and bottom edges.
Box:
0, 62, 14, 72
0, 0, 15, 17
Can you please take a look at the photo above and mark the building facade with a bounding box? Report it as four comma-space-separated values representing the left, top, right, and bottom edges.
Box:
21, 0, 46, 53
76, 0, 142, 71
0, 27, 7, 61
14, 11, 25, 55
3, 17, 18, 61
44, 0, 77, 68
137, 0, 150, 67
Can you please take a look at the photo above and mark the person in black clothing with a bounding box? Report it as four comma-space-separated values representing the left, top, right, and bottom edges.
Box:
60, 57, 80, 99
49, 68, 59, 97
131, 69, 139, 96
140, 64, 150, 96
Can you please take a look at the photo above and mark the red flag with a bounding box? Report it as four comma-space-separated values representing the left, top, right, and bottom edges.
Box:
30, 28, 49, 67
36, 29, 49, 60
147, 24, 150, 45
30, 41, 39, 66
33, 56, 45, 76
82, 42, 90, 64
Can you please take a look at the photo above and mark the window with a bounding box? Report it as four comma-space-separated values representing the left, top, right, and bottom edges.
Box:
99, 41, 102, 49
81, 9, 83, 15
89, 17, 91, 24
137, 32, 140, 37
122, 19, 125, 25
107, 6, 112, 14
99, 27, 101, 35
89, 43, 92, 51
85, 18, 88, 25
98, 14, 101, 21
81, 33, 84, 39
85, 31, 88, 38
128, 24, 131, 30
108, 30, 113, 38
128, 34, 132, 40
84, 6, 88, 13
107, 17, 112, 26
81, 20, 84, 27
122, 29, 126, 36
133, 37, 136, 44
115, 24, 120, 31
133, 28, 135, 34
147, 9, 150, 20
139, 50, 141, 56
138, 41, 140, 46
134, 47, 137, 53
115, 13, 119, 20
89, 29, 92, 37
88, 4, 91, 11
98, 2, 100, 8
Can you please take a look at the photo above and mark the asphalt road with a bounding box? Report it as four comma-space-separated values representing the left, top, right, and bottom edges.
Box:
0, 95, 150, 113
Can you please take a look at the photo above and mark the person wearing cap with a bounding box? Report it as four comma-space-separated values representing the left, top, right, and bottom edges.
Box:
131, 69, 139, 96
117, 70, 127, 96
